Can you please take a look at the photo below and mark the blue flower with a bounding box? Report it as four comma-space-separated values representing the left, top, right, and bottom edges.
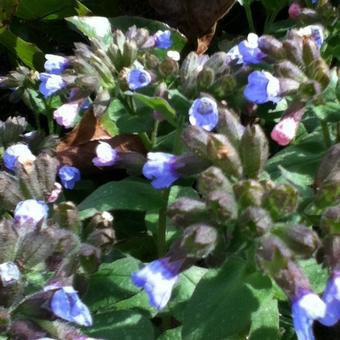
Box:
3, 144, 36, 171
238, 33, 265, 65
0, 262, 20, 287
14, 199, 49, 227
127, 69, 152, 90
292, 291, 326, 340
49, 286, 92, 327
319, 272, 340, 326
143, 152, 179, 189
154, 30, 172, 49
58, 165, 81, 190
131, 257, 183, 310
188, 97, 219, 131
92, 142, 119, 167
244, 71, 281, 104
226, 45, 243, 64
295, 25, 324, 49
39, 73, 66, 98
44, 54, 69, 74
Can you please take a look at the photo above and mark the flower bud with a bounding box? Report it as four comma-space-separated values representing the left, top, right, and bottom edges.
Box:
79, 244, 101, 274
53, 202, 81, 234
182, 126, 210, 159
206, 190, 238, 223
198, 166, 233, 199
320, 204, 340, 235
323, 235, 340, 270
86, 211, 114, 234
0, 116, 28, 147
240, 125, 269, 178
158, 58, 179, 77
315, 171, 340, 208
312, 59, 330, 88
87, 228, 116, 253
0, 262, 20, 287
122, 40, 138, 67
168, 198, 209, 228
203, 52, 229, 76
283, 39, 303, 66
9, 320, 49, 339
93, 89, 111, 117
263, 184, 298, 220
258, 35, 286, 60
273, 224, 320, 258
211, 74, 237, 98
177, 224, 218, 259
197, 67, 215, 89
0, 172, 23, 210
233, 179, 265, 208
302, 37, 320, 66
240, 207, 272, 235
279, 78, 300, 96
207, 133, 243, 178
217, 108, 245, 149
274, 61, 306, 82
0, 308, 10, 333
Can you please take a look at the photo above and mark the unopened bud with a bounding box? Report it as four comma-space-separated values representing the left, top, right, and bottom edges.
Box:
86, 211, 114, 234
53, 202, 81, 234
197, 67, 215, 89
283, 39, 303, 66
168, 198, 209, 228
87, 227, 116, 253
240, 125, 268, 178
76, 75, 98, 90
93, 89, 111, 117
316, 171, 340, 208
312, 59, 330, 88
158, 58, 179, 77
323, 235, 340, 270
258, 35, 286, 60
0, 308, 10, 333
233, 179, 265, 208
203, 52, 229, 76
275, 61, 306, 82
79, 244, 101, 274
178, 224, 218, 259
240, 207, 272, 235
320, 204, 340, 234
9, 320, 48, 339
122, 40, 137, 67
263, 184, 298, 220
217, 108, 245, 149
182, 126, 209, 159
273, 224, 320, 258
279, 78, 300, 96
303, 37, 320, 66
211, 74, 237, 98
198, 166, 233, 199
206, 190, 237, 223
207, 134, 243, 178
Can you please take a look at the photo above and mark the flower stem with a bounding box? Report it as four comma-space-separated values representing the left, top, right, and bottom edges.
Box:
157, 188, 171, 257
151, 120, 160, 148
244, 4, 255, 33
321, 121, 331, 147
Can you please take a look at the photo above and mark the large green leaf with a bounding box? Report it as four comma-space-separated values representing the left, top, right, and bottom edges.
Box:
0, 27, 44, 68
16, 0, 89, 20
181, 260, 276, 340
78, 179, 163, 219
84, 257, 154, 315
158, 327, 182, 340
86, 310, 154, 340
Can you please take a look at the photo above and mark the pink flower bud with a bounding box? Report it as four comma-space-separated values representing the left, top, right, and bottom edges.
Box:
271, 117, 299, 146
288, 2, 302, 19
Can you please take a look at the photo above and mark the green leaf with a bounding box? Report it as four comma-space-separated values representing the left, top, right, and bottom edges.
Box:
132, 93, 177, 127
0, 27, 44, 68
0, 0, 18, 25
158, 327, 182, 340
78, 179, 163, 219
266, 131, 326, 182
67, 15, 113, 47
182, 260, 274, 340
261, 0, 288, 12
312, 102, 340, 122
16, 0, 90, 20
86, 310, 154, 340
169, 266, 208, 322
84, 257, 154, 314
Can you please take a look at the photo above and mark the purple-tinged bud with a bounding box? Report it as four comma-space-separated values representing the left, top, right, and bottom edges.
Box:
87, 227, 116, 253
79, 244, 101, 274
45, 285, 92, 327
122, 40, 138, 67
92, 142, 119, 167
238, 33, 265, 65
198, 166, 233, 199
9, 320, 48, 339
154, 30, 172, 49
240, 125, 269, 178
14, 199, 48, 228
58, 165, 80, 190
158, 57, 179, 77
178, 224, 218, 259
274, 61, 306, 82
271, 117, 299, 146
233, 180, 265, 208
188, 97, 219, 132
143, 152, 180, 189
206, 190, 237, 223
240, 207, 272, 235
0, 262, 20, 287
87, 211, 114, 231
323, 236, 340, 270
263, 184, 298, 220
278, 78, 300, 96
296, 25, 324, 49
320, 204, 340, 235
44, 54, 69, 74
207, 133, 243, 178
292, 290, 326, 340
47, 182, 62, 203
131, 257, 183, 310
319, 271, 340, 327
302, 37, 320, 66
315, 171, 340, 208
244, 71, 281, 104
283, 39, 304, 66
288, 2, 302, 19
39, 73, 66, 98
258, 35, 286, 60
182, 126, 210, 159
273, 224, 321, 258
197, 67, 215, 90
168, 198, 209, 228
53, 101, 82, 129
127, 68, 152, 90
3, 143, 36, 171
312, 59, 330, 88
53, 202, 81, 233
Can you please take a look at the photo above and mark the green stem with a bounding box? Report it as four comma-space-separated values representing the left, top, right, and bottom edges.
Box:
138, 132, 152, 150
151, 120, 160, 148
157, 188, 171, 257
321, 121, 331, 147
244, 4, 255, 33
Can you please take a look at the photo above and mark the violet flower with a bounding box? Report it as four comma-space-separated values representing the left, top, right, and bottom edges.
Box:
14, 199, 49, 227
3, 143, 36, 171
154, 30, 172, 49
39, 73, 66, 98
188, 97, 219, 131
127, 69, 152, 90
44, 54, 69, 75
92, 142, 119, 167
58, 165, 81, 190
